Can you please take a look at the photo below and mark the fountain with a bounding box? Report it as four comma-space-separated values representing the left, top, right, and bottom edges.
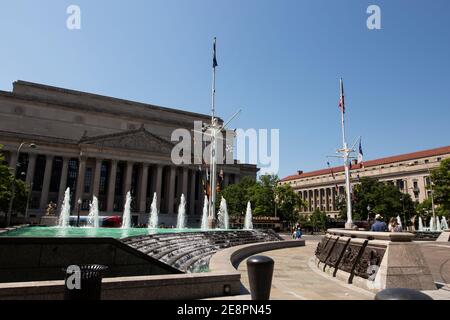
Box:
176, 194, 187, 229
437, 217, 442, 231
442, 216, 449, 230
430, 216, 436, 232
217, 197, 229, 230
396, 215, 402, 229
418, 216, 424, 231
88, 196, 99, 228
58, 188, 71, 227
122, 191, 132, 229
148, 193, 159, 229
244, 201, 253, 230
201, 196, 209, 231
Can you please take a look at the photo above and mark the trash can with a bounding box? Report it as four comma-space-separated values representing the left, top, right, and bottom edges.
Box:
247, 255, 274, 300
375, 288, 433, 300
63, 264, 108, 300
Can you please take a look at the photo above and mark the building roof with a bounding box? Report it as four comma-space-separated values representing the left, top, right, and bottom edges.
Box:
281, 145, 450, 182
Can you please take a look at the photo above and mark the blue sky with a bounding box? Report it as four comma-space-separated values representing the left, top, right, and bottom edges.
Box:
0, 0, 449, 178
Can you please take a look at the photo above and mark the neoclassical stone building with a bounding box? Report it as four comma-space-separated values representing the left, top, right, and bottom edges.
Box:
280, 146, 450, 218
0, 81, 258, 225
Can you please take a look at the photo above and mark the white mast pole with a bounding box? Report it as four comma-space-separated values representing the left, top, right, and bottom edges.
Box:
208, 37, 218, 228
340, 78, 354, 229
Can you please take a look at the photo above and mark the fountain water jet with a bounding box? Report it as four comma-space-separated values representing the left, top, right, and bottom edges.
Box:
148, 193, 159, 229
88, 196, 99, 228
217, 197, 229, 230
437, 217, 442, 231
201, 196, 209, 231
176, 194, 187, 229
122, 191, 132, 229
418, 216, 424, 231
430, 216, 436, 232
244, 202, 253, 230
396, 215, 402, 229
442, 216, 449, 230
58, 188, 71, 227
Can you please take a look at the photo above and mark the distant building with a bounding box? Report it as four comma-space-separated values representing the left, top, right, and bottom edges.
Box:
0, 81, 258, 225
280, 146, 450, 218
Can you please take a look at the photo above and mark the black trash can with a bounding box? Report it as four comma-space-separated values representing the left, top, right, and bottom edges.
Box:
247, 255, 274, 300
63, 264, 108, 300
375, 288, 433, 300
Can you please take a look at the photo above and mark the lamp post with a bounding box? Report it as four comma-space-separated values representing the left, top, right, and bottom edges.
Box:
6, 142, 37, 227
77, 198, 82, 227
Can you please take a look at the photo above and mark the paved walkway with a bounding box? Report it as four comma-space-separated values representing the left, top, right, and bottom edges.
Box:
237, 241, 375, 300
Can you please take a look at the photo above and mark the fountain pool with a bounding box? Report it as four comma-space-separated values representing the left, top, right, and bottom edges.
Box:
0, 226, 219, 239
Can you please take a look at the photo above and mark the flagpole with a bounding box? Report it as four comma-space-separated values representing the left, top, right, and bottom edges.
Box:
339, 78, 354, 229
208, 37, 218, 228
211, 37, 217, 122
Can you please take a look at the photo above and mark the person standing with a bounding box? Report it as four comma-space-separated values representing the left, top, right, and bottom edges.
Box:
371, 214, 388, 232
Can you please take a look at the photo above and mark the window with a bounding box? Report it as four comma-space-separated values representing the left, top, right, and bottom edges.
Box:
84, 168, 93, 193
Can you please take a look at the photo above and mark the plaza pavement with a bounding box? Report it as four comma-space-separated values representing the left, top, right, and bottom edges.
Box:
237, 240, 375, 300
235, 238, 450, 300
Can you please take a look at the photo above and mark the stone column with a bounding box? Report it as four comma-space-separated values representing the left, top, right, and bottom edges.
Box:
139, 163, 149, 212
223, 173, 230, 187
123, 162, 134, 197
8, 151, 18, 175
92, 158, 103, 198
74, 156, 87, 208
57, 157, 70, 207
168, 166, 176, 214
234, 174, 240, 184
25, 153, 37, 186
189, 169, 196, 215
107, 160, 118, 212
40, 155, 54, 209
153, 165, 163, 212
182, 167, 189, 199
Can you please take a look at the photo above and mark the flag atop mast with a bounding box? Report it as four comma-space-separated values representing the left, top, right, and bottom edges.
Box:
339, 78, 345, 114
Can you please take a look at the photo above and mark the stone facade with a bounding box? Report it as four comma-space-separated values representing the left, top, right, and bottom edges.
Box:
280, 146, 450, 218
0, 81, 258, 225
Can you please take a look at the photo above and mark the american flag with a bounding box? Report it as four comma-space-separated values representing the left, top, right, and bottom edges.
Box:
339, 78, 345, 114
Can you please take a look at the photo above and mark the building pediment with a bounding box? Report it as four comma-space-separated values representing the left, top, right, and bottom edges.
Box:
79, 127, 174, 155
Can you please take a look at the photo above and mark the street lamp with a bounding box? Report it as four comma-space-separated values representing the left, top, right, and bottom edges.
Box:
367, 205, 371, 221
77, 198, 82, 227
6, 142, 37, 227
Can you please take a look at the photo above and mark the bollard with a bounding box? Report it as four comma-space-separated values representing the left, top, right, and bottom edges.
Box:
375, 288, 433, 300
64, 264, 108, 300
247, 255, 274, 300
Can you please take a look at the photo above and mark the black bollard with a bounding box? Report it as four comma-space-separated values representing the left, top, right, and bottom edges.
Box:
375, 288, 433, 300
63, 265, 108, 300
247, 255, 274, 300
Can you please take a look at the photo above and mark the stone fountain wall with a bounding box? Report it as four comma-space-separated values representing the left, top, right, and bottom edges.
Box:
315, 229, 437, 292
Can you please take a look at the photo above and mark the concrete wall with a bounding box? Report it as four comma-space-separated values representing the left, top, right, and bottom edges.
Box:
0, 237, 181, 283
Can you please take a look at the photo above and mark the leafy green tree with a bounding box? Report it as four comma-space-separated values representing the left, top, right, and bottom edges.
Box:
0, 148, 28, 222
219, 176, 257, 217
275, 184, 305, 223
430, 158, 450, 216
339, 177, 415, 221
310, 209, 327, 231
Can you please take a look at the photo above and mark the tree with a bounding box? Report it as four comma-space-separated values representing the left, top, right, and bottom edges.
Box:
430, 158, 450, 216
275, 184, 305, 223
0, 148, 28, 223
219, 174, 306, 223
339, 177, 415, 221
219, 176, 257, 217
310, 209, 327, 231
